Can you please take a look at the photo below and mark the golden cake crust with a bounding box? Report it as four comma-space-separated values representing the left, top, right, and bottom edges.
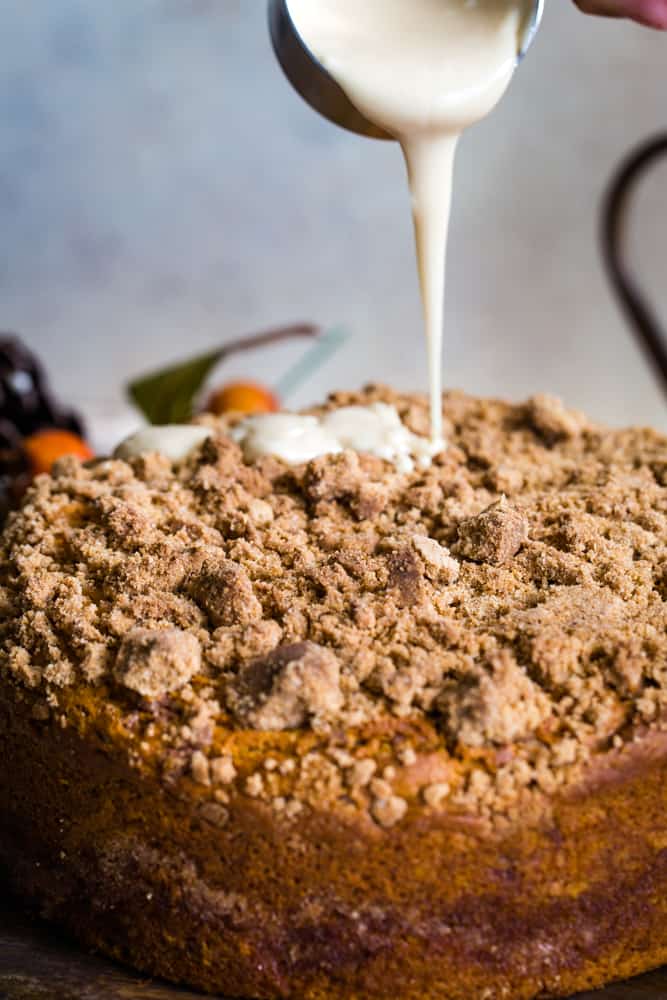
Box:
2, 387, 667, 998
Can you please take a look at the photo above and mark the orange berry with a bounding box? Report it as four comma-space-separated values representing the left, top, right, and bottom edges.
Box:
23, 429, 94, 476
207, 381, 279, 416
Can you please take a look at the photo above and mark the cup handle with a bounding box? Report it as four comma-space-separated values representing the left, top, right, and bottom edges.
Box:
601, 133, 667, 400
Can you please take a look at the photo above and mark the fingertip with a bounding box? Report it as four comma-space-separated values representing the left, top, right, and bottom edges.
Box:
573, 0, 667, 26
632, 0, 667, 27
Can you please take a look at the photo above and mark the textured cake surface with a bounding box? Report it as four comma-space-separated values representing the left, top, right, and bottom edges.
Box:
1, 387, 667, 1000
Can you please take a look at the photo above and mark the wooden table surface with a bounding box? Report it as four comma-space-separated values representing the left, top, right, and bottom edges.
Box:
1, 898, 667, 1000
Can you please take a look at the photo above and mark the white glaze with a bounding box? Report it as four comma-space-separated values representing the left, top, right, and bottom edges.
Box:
231, 403, 442, 472
114, 425, 212, 462
231, 412, 343, 466
287, 0, 525, 444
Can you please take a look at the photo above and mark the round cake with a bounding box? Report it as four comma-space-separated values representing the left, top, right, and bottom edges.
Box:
1, 386, 667, 1000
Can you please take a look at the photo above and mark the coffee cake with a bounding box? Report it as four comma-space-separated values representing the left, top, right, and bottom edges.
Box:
1, 386, 667, 999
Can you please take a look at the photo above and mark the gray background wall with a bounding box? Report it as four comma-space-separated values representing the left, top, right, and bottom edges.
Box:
1, 0, 665, 447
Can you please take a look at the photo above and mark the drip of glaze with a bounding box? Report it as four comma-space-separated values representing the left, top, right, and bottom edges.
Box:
287, 0, 525, 446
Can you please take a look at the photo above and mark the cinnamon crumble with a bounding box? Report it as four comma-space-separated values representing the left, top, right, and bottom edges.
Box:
1, 387, 667, 830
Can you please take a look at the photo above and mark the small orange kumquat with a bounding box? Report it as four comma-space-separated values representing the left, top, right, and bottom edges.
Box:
23, 429, 94, 476
207, 381, 280, 416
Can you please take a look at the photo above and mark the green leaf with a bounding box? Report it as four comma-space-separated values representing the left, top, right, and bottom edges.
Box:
127, 324, 320, 426
128, 349, 223, 426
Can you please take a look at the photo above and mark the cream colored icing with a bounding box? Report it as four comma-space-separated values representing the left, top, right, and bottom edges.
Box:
287, 0, 526, 445
231, 403, 442, 472
114, 425, 212, 462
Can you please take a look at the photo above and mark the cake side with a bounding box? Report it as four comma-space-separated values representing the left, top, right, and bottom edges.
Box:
1, 387, 667, 999
2, 676, 667, 1000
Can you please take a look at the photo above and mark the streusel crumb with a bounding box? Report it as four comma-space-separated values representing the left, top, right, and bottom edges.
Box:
2, 387, 667, 829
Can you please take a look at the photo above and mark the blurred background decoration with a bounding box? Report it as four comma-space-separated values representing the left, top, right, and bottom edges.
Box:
0, 0, 665, 451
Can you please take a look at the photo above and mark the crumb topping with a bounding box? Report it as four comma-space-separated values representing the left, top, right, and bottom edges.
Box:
452, 497, 528, 566
228, 640, 344, 731
2, 386, 667, 829
114, 627, 201, 699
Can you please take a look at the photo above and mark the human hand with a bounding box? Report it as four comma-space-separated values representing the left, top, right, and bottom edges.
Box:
574, 0, 667, 28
